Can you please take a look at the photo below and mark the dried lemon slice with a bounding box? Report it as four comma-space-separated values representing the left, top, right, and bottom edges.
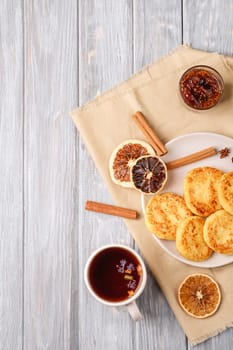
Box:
178, 274, 221, 318
130, 155, 167, 194
109, 139, 155, 188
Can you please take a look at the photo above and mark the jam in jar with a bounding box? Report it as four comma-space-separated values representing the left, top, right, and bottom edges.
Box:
179, 65, 224, 110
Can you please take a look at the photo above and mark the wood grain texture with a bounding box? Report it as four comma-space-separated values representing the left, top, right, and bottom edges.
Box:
133, 0, 182, 70
183, 0, 233, 56
79, 0, 134, 104
76, 1, 135, 349
23, 1, 77, 348
0, 1, 23, 349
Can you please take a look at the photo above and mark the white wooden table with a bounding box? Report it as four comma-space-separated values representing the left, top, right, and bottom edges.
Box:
1, 1, 233, 349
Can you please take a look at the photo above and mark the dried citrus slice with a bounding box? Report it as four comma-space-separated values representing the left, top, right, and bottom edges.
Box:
109, 139, 155, 188
178, 274, 221, 318
130, 155, 167, 194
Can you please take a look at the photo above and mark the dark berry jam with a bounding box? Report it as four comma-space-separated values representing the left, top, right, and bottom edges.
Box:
179, 66, 224, 110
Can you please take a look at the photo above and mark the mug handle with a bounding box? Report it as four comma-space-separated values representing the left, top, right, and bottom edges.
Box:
126, 300, 143, 321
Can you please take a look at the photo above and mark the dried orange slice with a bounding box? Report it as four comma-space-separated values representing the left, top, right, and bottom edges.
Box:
130, 155, 167, 194
178, 274, 221, 318
109, 139, 155, 188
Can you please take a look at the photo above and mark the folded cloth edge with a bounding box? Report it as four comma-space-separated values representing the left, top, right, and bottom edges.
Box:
71, 44, 227, 115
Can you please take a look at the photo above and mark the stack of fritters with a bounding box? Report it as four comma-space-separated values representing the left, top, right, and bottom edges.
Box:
145, 167, 233, 261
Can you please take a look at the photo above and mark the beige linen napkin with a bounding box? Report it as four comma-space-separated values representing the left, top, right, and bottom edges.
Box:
71, 45, 233, 345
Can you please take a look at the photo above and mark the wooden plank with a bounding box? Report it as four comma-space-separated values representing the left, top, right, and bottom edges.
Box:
134, 0, 182, 70
23, 1, 77, 349
183, 1, 233, 349
183, 0, 233, 56
133, 1, 187, 349
0, 1, 23, 349
79, 0, 134, 104
76, 1, 135, 349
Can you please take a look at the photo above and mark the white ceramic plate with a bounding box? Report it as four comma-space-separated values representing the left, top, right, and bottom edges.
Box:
142, 132, 233, 268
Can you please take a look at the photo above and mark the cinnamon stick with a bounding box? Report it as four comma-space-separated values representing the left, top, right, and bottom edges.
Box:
85, 201, 138, 219
132, 111, 168, 156
166, 147, 217, 170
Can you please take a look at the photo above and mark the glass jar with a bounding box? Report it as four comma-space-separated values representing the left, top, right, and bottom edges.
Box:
179, 65, 224, 111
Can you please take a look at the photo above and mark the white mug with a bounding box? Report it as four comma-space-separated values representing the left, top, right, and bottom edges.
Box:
84, 244, 147, 321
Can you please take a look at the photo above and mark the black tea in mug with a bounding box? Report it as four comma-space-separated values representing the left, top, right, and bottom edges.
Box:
88, 246, 143, 302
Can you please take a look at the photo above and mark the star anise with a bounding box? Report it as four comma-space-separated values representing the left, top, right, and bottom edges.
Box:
218, 147, 231, 159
